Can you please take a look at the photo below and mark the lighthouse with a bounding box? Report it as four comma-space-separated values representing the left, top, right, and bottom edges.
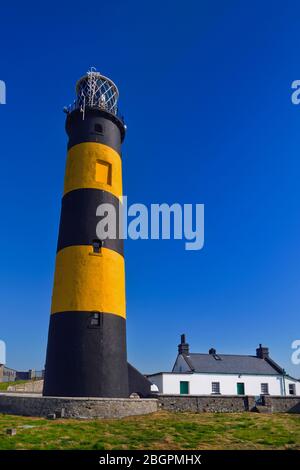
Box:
43, 69, 132, 397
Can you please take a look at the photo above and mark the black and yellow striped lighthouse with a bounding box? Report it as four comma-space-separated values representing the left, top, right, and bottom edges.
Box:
43, 69, 129, 397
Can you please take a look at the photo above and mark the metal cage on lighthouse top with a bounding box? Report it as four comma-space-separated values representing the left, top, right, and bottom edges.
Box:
65, 68, 122, 120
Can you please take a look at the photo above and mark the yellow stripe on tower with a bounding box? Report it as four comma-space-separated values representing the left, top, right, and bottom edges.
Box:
51, 246, 126, 318
64, 142, 123, 199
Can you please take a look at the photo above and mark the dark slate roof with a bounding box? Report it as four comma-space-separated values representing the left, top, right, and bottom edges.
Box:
181, 353, 283, 375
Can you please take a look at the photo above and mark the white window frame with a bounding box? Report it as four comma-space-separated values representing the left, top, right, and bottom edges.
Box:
212, 381, 221, 394
261, 383, 269, 394
288, 383, 296, 395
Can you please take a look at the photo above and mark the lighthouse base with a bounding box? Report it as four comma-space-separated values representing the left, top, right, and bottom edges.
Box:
43, 361, 152, 399
0, 394, 158, 419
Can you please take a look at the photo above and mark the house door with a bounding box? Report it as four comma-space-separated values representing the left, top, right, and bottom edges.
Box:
180, 381, 189, 394
237, 382, 245, 395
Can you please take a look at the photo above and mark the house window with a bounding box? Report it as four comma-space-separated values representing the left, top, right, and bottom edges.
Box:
212, 382, 220, 394
261, 383, 269, 395
180, 381, 189, 394
94, 123, 103, 134
90, 312, 100, 327
289, 384, 296, 395
92, 239, 102, 253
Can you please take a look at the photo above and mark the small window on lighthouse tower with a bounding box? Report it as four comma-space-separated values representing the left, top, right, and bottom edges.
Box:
94, 123, 103, 134
92, 239, 102, 253
96, 160, 112, 185
90, 312, 100, 327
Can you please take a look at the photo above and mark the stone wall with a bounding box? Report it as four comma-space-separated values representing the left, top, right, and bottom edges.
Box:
155, 394, 256, 412
1, 393, 299, 418
262, 395, 300, 413
7, 380, 44, 393
0, 394, 158, 419
155, 394, 300, 413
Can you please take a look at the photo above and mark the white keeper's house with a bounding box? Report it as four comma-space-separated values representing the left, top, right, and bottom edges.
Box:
147, 335, 300, 396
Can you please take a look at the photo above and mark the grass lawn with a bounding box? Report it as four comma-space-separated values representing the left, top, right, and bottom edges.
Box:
0, 411, 299, 450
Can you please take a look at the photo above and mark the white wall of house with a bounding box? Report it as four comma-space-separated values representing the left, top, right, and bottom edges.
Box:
148, 373, 300, 396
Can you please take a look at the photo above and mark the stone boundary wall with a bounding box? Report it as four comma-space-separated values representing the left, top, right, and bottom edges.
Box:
7, 380, 43, 393
1, 393, 299, 418
0, 394, 158, 419
155, 394, 300, 413
155, 394, 256, 412
262, 395, 300, 413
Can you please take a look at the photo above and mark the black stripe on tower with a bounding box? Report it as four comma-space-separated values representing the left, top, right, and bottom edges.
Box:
43, 312, 129, 397
66, 108, 125, 153
57, 188, 124, 256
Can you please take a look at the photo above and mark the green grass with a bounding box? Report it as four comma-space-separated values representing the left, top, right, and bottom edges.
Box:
0, 411, 299, 450
0, 381, 29, 391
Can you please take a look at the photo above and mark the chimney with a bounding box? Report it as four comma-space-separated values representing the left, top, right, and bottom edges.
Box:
209, 348, 216, 355
178, 334, 189, 355
256, 344, 269, 359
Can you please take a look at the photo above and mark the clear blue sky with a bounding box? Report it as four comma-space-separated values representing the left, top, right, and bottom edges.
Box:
0, 1, 300, 377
